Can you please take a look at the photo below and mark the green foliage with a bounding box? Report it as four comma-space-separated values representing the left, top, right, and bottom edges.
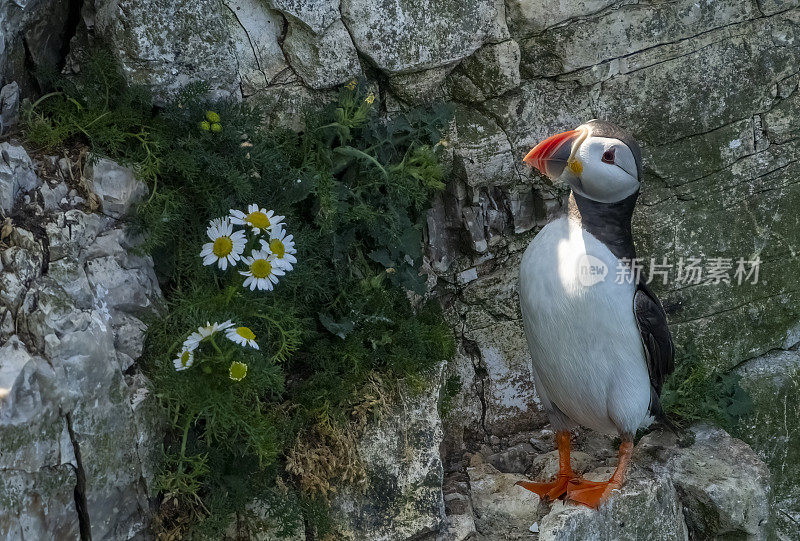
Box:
661, 343, 753, 431
23, 51, 161, 183
24, 63, 455, 538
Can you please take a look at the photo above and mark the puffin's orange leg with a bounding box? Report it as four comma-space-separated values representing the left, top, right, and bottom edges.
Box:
567, 440, 633, 508
516, 431, 577, 501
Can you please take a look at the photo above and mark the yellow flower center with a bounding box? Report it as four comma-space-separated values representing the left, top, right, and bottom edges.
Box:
269, 239, 285, 258
250, 259, 272, 278
246, 211, 270, 230
180, 350, 191, 367
229, 361, 248, 381
236, 326, 256, 340
212, 236, 233, 257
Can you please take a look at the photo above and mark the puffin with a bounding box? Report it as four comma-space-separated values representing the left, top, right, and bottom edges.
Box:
515, 120, 674, 508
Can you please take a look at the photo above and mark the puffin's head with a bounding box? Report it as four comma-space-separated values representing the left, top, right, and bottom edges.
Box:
524, 119, 642, 204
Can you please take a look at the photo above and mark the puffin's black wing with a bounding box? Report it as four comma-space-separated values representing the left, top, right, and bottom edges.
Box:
633, 281, 675, 415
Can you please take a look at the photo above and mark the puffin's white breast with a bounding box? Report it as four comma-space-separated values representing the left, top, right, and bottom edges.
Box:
519, 216, 651, 435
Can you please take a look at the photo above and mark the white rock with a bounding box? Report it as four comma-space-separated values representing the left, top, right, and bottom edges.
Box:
283, 18, 362, 90
0, 143, 40, 213
85, 157, 147, 219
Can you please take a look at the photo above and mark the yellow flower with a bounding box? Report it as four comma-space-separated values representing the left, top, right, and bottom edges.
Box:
345, 80, 357, 90
199, 120, 211, 131
229, 361, 248, 381
206, 110, 221, 123
365, 92, 376, 104
210, 122, 222, 133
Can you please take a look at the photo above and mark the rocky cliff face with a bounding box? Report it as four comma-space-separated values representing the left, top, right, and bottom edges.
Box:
0, 145, 162, 539
1, 0, 798, 539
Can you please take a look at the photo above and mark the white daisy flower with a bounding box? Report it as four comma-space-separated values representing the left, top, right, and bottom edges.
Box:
173, 347, 195, 371
200, 216, 247, 270
200, 217, 246, 270
229, 204, 284, 234
225, 325, 259, 349
183, 330, 203, 350
197, 320, 234, 339
260, 226, 297, 271
239, 250, 285, 291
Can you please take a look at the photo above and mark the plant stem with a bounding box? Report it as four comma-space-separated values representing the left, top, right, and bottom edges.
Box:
177, 414, 192, 475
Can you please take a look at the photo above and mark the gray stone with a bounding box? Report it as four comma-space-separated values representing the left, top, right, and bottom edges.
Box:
467, 457, 539, 540
505, 0, 619, 36
0, 152, 162, 539
283, 18, 362, 90
268, 0, 339, 34
224, 0, 289, 97
95, 0, 239, 100
389, 66, 452, 104
340, 0, 505, 74
0, 81, 20, 130
85, 157, 147, 219
737, 349, 800, 539
94, 0, 288, 101
459, 40, 521, 99
0, 0, 73, 90
331, 363, 447, 540
0, 143, 39, 213
40, 181, 68, 210
641, 426, 772, 539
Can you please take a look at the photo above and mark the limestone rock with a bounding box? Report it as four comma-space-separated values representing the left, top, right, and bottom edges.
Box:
538, 473, 688, 541
86, 157, 147, 219
737, 349, 800, 539
268, 0, 339, 34
0, 0, 73, 91
224, 0, 288, 97
0, 143, 39, 213
340, 0, 505, 74
331, 363, 447, 540
459, 40, 521, 100
505, 0, 618, 36
283, 19, 362, 90
94, 0, 288, 101
389, 67, 452, 104
463, 425, 771, 540
0, 153, 162, 539
0, 81, 20, 130
467, 460, 538, 540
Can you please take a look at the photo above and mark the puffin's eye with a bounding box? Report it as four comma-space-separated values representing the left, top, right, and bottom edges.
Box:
601, 148, 616, 164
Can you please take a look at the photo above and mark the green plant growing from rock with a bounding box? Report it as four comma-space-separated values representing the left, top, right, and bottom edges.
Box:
660, 343, 752, 431
24, 56, 456, 538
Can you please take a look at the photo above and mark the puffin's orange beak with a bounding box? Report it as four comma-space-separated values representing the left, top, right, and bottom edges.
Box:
523, 129, 584, 179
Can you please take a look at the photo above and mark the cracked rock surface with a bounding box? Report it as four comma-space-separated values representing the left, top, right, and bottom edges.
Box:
440, 425, 771, 541
1, 0, 799, 538
0, 144, 162, 539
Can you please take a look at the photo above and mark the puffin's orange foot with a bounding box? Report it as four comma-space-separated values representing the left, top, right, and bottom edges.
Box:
566, 479, 621, 508
516, 474, 576, 501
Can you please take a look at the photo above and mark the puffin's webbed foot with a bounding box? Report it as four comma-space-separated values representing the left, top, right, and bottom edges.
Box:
566, 478, 620, 507
516, 473, 577, 501
566, 439, 634, 509
516, 430, 577, 501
